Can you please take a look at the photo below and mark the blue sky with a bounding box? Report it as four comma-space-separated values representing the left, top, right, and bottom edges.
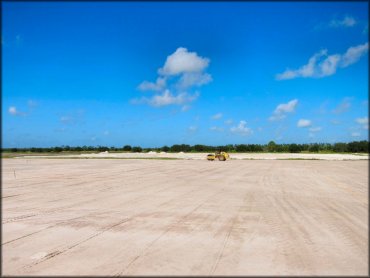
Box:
2, 2, 369, 148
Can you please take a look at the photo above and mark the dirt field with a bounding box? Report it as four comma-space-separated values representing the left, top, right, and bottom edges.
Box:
19, 151, 369, 160
2, 158, 368, 275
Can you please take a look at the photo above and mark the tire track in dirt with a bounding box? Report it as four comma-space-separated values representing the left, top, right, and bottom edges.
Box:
2, 212, 102, 245
113, 188, 228, 276
8, 166, 225, 274
3, 165, 187, 224
19, 217, 131, 273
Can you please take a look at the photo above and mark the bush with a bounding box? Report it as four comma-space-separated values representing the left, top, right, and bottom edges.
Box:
288, 144, 301, 153
123, 145, 132, 151
132, 146, 142, 152
308, 144, 319, 152
161, 146, 170, 152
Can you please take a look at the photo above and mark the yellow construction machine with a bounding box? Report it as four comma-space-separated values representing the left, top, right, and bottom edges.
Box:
206, 151, 230, 161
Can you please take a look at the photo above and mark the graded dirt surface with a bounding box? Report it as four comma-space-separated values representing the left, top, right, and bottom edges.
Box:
2, 158, 368, 275
20, 151, 369, 160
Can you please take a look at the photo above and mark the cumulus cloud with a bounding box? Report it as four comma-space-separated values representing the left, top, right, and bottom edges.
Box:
138, 77, 166, 92
211, 113, 223, 120
333, 97, 351, 114
134, 47, 211, 107
158, 47, 210, 76
276, 42, 368, 80
297, 119, 312, 128
330, 16, 357, 27
132, 90, 199, 107
269, 99, 298, 121
351, 132, 361, 137
177, 72, 212, 89
224, 119, 233, 125
230, 120, 253, 136
8, 106, 25, 116
210, 126, 224, 132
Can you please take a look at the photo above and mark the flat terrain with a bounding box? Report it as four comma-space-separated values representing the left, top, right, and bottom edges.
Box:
16, 151, 369, 160
2, 158, 368, 275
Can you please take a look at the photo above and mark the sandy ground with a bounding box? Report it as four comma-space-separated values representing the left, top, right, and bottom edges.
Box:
18, 151, 369, 160
2, 158, 368, 276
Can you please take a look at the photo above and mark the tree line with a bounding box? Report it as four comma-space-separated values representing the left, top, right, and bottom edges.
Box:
2, 140, 368, 153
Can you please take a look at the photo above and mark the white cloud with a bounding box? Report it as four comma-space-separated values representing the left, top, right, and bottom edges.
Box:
8, 106, 17, 115
138, 77, 166, 92
134, 47, 211, 107
276, 43, 368, 80
309, 127, 322, 132
211, 113, 223, 120
103, 130, 110, 136
330, 16, 357, 27
177, 72, 212, 88
8, 106, 25, 116
269, 99, 298, 121
333, 97, 351, 114
158, 47, 210, 76
351, 132, 361, 137
355, 117, 368, 125
210, 126, 224, 132
297, 119, 312, 128
230, 120, 253, 136
132, 90, 199, 107
341, 43, 370, 67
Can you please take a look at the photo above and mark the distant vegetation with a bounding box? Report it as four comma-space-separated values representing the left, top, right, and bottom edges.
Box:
2, 140, 368, 154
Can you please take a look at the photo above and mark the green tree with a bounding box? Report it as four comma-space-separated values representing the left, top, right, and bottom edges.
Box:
132, 146, 142, 152
308, 144, 319, 152
235, 144, 248, 152
333, 143, 347, 153
123, 145, 132, 151
267, 141, 277, 152
161, 146, 170, 152
288, 144, 301, 153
